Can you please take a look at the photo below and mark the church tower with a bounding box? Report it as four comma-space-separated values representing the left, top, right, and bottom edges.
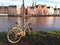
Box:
23, 0, 24, 7
20, 0, 26, 16
35, 2, 36, 6
32, 0, 36, 7
32, 0, 35, 7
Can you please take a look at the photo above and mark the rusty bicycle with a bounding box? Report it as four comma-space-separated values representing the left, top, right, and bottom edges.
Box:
7, 0, 32, 43
7, 15, 32, 43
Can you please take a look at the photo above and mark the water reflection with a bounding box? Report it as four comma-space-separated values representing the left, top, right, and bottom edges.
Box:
30, 17, 54, 30
16, 17, 21, 25
16, 17, 24, 29
30, 17, 47, 26
0, 17, 60, 32
46, 17, 53, 27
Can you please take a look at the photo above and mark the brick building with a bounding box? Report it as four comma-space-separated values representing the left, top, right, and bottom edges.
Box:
20, 0, 27, 16
8, 5, 17, 15
0, 6, 8, 14
20, 4, 26, 16
0, 5, 17, 15
20, 1, 48, 16
27, 4, 48, 15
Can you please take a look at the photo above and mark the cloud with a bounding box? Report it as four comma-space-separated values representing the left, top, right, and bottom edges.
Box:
0, 0, 60, 8
47, 0, 60, 2
57, 4, 60, 8
24, 0, 32, 7
36, 0, 60, 8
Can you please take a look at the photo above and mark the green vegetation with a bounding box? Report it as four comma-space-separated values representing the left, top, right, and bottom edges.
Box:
0, 31, 60, 45
0, 32, 7, 42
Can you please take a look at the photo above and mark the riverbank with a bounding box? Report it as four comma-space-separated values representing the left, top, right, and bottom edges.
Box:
1, 15, 60, 17
0, 30, 60, 45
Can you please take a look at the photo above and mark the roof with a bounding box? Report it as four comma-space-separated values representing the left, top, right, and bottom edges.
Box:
9, 5, 17, 7
35, 5, 39, 8
54, 8, 57, 10
35, 5, 45, 8
0, 5, 16, 8
41, 5, 45, 8
30, 6, 34, 9
47, 6, 50, 8
28, 4, 46, 9
0, 6, 8, 8
58, 8, 60, 10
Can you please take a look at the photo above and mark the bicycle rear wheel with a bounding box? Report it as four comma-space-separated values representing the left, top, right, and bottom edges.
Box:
7, 27, 23, 43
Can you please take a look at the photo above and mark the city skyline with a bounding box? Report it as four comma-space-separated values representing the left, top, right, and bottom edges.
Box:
0, 0, 60, 8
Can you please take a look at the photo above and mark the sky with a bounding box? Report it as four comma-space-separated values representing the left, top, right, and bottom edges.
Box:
0, 0, 60, 8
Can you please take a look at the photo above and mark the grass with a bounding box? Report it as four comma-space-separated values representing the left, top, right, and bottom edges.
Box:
0, 30, 60, 45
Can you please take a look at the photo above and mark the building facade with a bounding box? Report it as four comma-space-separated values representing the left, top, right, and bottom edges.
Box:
20, 1, 60, 16
0, 5, 17, 15
58, 8, 60, 15
47, 6, 54, 15
8, 5, 17, 15
54, 8, 60, 15
27, 4, 48, 15
0, 6, 8, 14
20, 5, 26, 16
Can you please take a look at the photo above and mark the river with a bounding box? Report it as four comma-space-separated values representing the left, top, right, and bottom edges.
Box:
0, 17, 60, 32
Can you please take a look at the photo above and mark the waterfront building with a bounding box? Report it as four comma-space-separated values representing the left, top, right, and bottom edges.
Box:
27, 3, 48, 15
20, 1, 48, 16
54, 5, 60, 15
58, 8, 60, 15
0, 6, 8, 14
8, 5, 17, 16
20, 1, 60, 16
0, 5, 17, 16
54, 8, 59, 15
20, 4, 26, 16
20, 0, 26, 16
27, 6, 37, 15
54, 8, 60, 15
47, 6, 54, 15
17, 7, 20, 15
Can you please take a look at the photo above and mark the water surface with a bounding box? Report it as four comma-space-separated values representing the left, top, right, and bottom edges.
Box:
0, 17, 60, 32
